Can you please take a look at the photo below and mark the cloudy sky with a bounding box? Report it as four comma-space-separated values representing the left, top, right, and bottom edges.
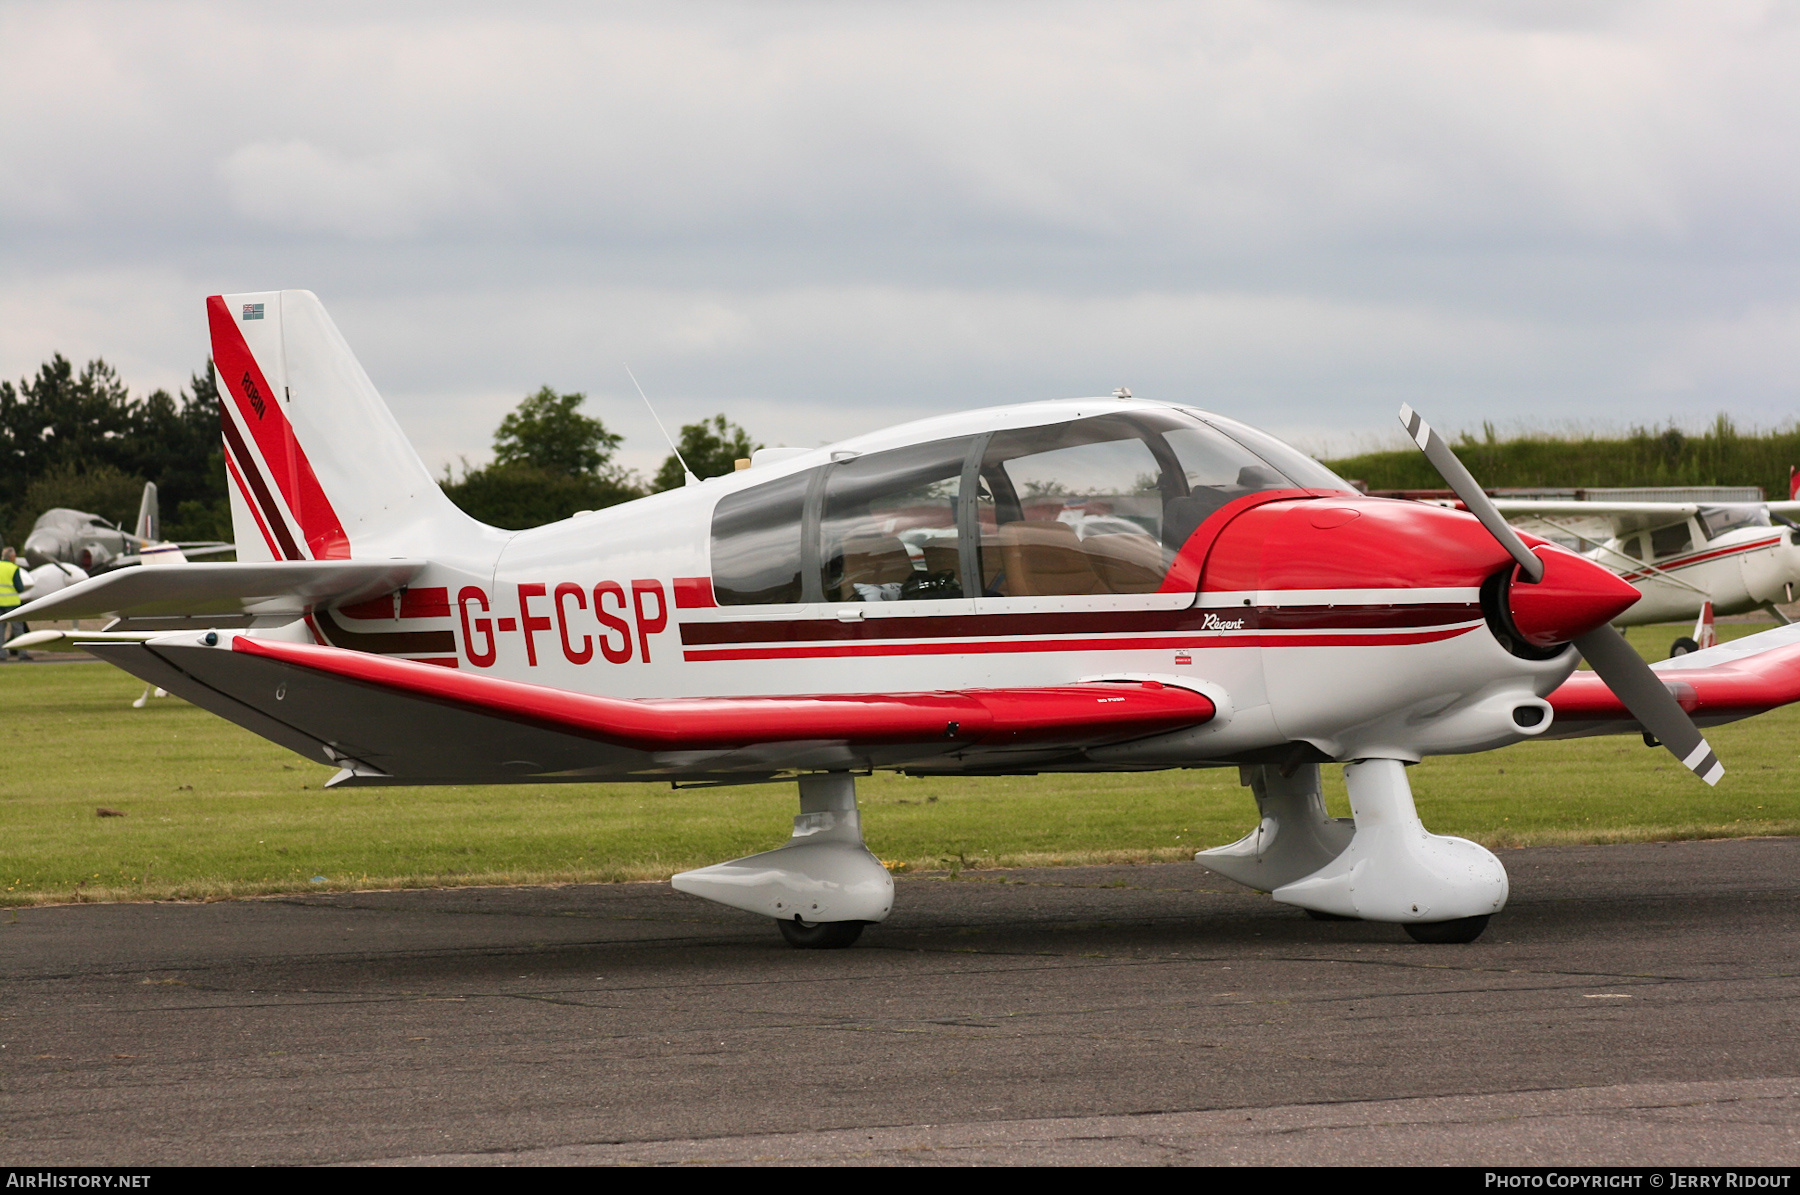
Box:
2, 0, 1796, 476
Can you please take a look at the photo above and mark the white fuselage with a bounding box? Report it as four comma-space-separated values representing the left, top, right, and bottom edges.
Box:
1589, 519, 1800, 625
314, 400, 1578, 769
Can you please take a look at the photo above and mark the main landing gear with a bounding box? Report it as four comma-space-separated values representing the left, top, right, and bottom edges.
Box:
777, 918, 866, 949
671, 773, 891, 949
1197, 760, 1508, 944
1403, 915, 1491, 944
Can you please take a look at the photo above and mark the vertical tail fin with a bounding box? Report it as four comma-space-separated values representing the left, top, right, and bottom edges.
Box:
134, 482, 158, 543
209, 290, 475, 561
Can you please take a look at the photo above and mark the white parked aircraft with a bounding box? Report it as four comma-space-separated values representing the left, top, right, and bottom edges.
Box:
10, 290, 1800, 949
1491, 497, 1800, 653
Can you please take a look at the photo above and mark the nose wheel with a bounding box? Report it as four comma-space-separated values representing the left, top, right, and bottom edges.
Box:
778, 917, 866, 949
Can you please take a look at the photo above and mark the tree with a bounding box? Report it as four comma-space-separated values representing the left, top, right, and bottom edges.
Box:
0, 355, 134, 483
8, 464, 148, 547
0, 356, 229, 550
492, 386, 623, 477
653, 415, 760, 491
439, 385, 643, 530
441, 463, 641, 531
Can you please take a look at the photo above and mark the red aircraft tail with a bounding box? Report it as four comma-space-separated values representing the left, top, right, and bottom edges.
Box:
208, 290, 484, 562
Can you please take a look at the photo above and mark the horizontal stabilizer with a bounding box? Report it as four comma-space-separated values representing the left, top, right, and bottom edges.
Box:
4, 560, 426, 623
5, 629, 165, 652
88, 633, 1215, 784
1547, 622, 1800, 737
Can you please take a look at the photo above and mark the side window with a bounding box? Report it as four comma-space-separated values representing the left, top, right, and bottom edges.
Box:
711, 468, 817, 605
1650, 521, 1694, 560
820, 437, 973, 602
1621, 535, 1644, 562
977, 417, 1170, 597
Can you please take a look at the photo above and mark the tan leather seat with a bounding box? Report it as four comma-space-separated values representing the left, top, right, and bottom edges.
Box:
994, 521, 1103, 596
1083, 532, 1166, 593
834, 534, 916, 599
920, 541, 961, 579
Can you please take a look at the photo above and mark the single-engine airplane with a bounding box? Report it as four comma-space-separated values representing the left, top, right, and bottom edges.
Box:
1488, 496, 1800, 655
12, 290, 1800, 948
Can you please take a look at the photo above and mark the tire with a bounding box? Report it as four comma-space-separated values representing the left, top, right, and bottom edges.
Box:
1305, 909, 1358, 922
1404, 915, 1490, 944
1669, 636, 1700, 658
776, 918, 866, 949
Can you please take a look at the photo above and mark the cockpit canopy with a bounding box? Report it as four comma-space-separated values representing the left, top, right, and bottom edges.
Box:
709, 407, 1353, 605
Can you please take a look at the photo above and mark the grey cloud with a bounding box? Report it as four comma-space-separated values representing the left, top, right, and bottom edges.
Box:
1, 0, 1797, 471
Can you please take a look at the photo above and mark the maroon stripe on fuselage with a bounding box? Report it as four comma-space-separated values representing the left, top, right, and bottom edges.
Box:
677, 603, 1483, 646
683, 624, 1481, 662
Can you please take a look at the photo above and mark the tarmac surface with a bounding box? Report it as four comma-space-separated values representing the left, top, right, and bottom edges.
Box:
1, 837, 1796, 1166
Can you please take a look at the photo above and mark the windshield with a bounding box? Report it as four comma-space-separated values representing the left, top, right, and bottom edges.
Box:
1698, 505, 1770, 540
1185, 410, 1358, 494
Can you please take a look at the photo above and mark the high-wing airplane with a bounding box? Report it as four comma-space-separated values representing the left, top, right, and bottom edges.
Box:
10, 290, 1800, 949
19, 481, 231, 577
1487, 497, 1800, 655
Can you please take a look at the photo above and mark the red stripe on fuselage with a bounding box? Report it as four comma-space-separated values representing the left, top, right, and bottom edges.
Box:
207, 295, 351, 560
1618, 537, 1783, 584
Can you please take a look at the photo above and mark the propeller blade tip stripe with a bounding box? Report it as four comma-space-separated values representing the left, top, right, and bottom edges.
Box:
1397, 405, 1431, 450
1684, 741, 1724, 786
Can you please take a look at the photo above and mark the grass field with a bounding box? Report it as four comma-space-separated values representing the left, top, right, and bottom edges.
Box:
2, 622, 1796, 906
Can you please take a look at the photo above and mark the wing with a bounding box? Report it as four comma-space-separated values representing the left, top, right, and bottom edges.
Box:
1493, 499, 1699, 539
88, 633, 1216, 785
1545, 622, 1800, 738
3, 560, 425, 624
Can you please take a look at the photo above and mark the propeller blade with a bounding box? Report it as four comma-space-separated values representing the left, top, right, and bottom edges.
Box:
1393, 404, 1723, 786
1573, 625, 1724, 786
1398, 404, 1543, 582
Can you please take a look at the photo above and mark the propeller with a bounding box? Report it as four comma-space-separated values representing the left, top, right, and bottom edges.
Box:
1398, 404, 1724, 786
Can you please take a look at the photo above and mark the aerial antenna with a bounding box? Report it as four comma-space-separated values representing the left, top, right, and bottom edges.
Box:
626, 366, 699, 487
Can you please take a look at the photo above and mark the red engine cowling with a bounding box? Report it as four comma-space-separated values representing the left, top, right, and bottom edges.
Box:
1198, 498, 1639, 651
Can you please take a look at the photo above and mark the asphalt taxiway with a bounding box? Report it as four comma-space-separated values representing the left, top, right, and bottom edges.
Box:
2, 838, 1796, 1166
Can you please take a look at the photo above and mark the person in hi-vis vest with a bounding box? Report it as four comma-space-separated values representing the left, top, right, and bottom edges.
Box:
0, 547, 26, 659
